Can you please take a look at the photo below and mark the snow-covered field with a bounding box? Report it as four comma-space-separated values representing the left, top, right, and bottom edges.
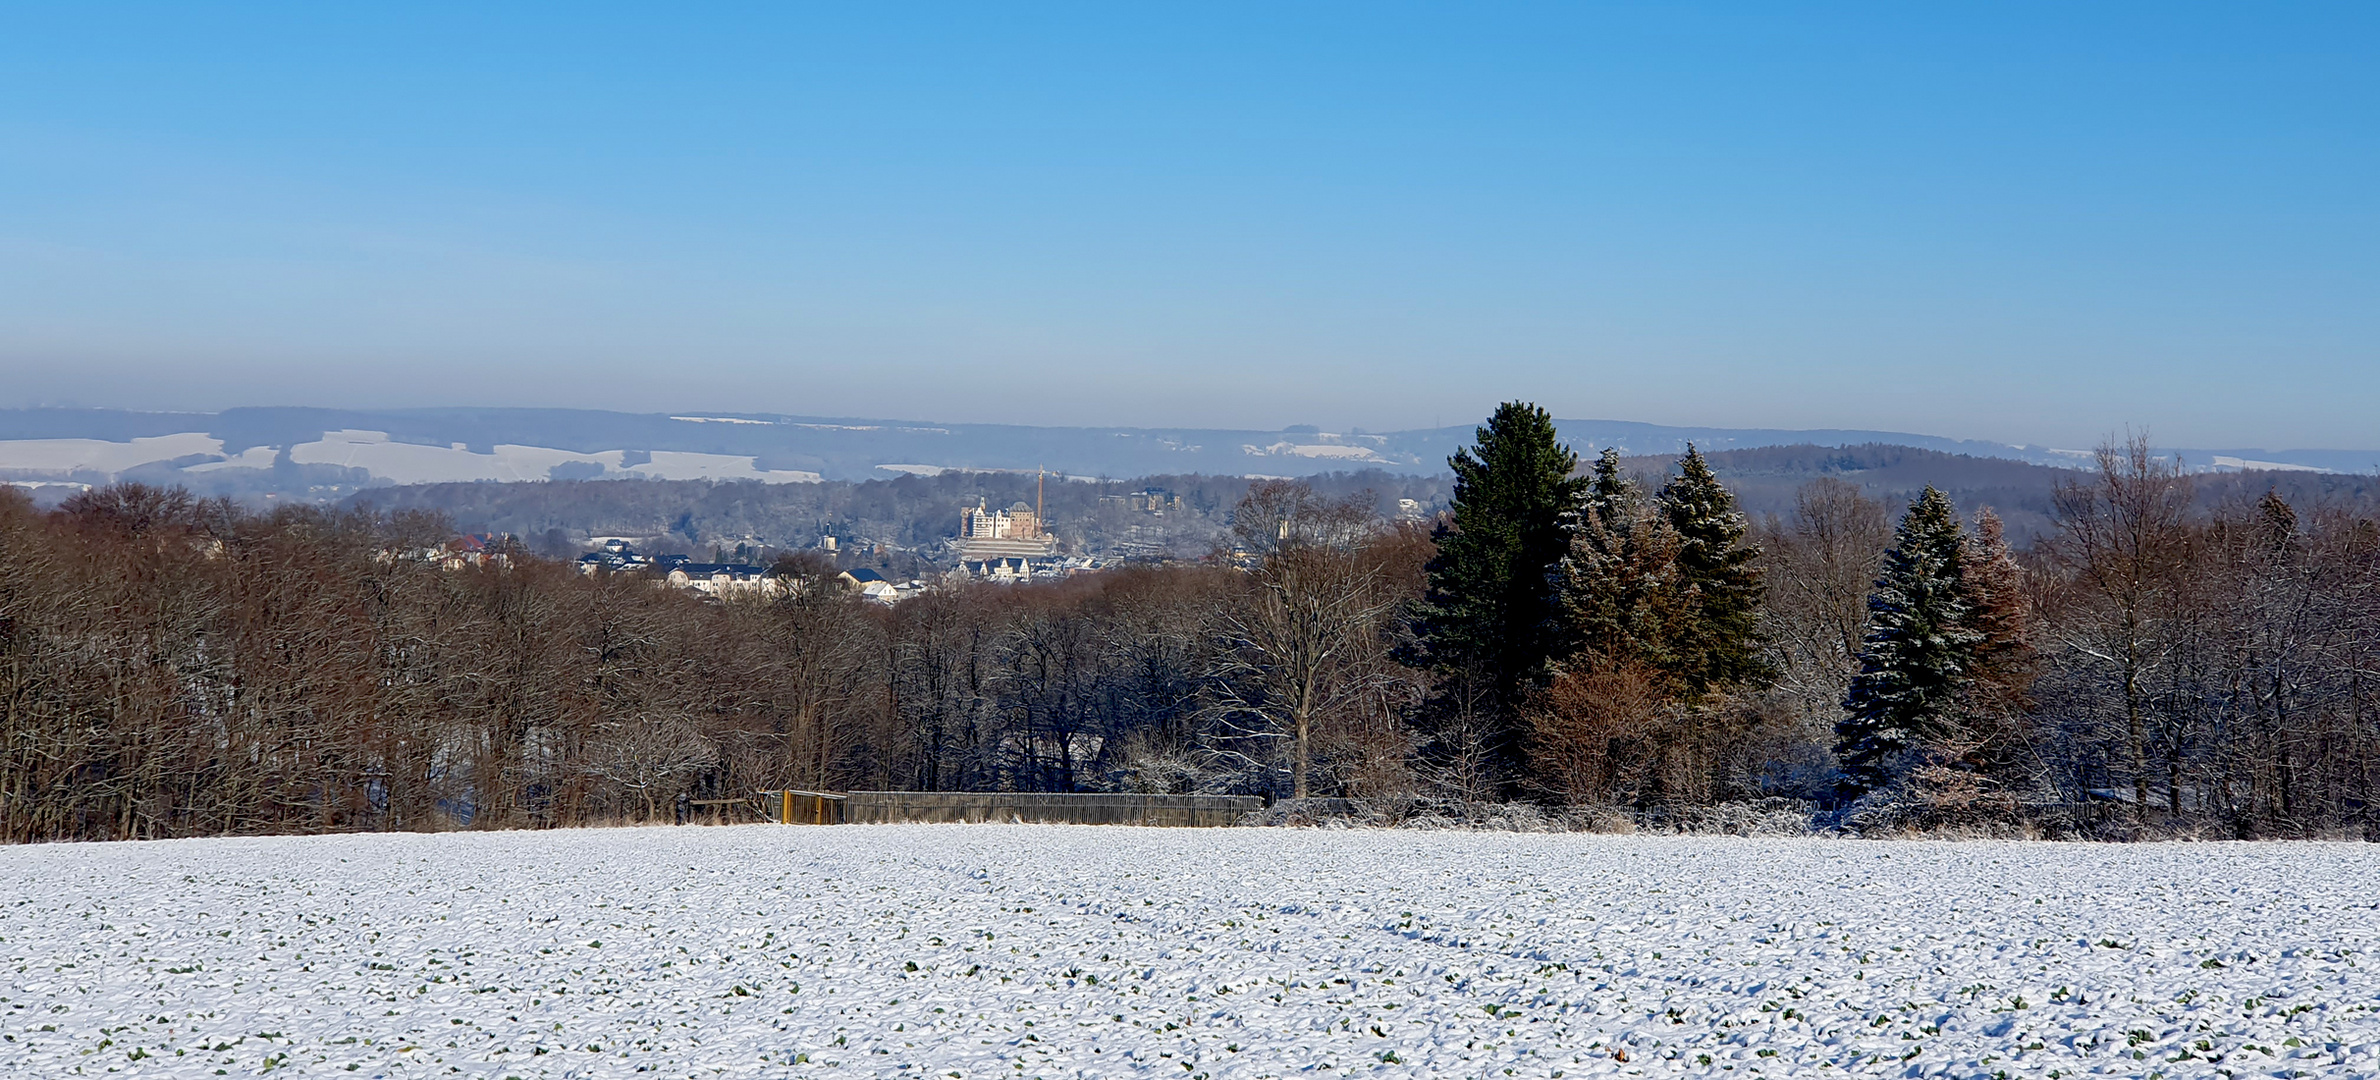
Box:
0, 430, 826, 486
4, 827, 2374, 1078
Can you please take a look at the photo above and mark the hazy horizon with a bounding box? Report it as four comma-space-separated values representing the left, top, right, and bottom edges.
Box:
4, 5, 2374, 448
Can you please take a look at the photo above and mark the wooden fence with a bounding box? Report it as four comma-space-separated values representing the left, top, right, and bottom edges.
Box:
758, 790, 848, 825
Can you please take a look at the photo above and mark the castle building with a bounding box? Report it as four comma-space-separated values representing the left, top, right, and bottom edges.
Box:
953, 497, 1057, 578
960, 498, 1043, 541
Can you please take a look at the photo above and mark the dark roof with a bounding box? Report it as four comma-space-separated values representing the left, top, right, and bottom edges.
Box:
673, 562, 765, 577
847, 568, 888, 583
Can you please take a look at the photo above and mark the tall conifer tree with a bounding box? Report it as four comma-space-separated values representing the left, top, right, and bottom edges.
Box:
1834, 487, 1980, 794
1656, 446, 1770, 695
1420, 402, 1585, 706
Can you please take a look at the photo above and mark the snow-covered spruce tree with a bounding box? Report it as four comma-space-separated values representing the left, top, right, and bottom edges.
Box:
1656, 445, 1771, 696
1553, 449, 1686, 679
1534, 446, 1765, 805
1538, 453, 1692, 805
1834, 486, 1982, 795
1580, 447, 1635, 540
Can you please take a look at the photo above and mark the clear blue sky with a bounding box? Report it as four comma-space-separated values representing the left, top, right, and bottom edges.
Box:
2, 4, 2373, 448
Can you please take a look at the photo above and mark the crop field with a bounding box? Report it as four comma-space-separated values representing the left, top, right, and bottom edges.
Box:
2, 824, 2374, 1077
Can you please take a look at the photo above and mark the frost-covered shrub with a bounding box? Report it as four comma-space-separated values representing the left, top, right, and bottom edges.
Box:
1110, 748, 1208, 795
1633, 799, 1816, 837
1826, 781, 2042, 840
1244, 797, 1818, 836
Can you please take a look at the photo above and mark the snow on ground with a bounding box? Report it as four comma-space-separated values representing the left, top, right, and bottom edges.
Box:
0, 433, 228, 473
621, 451, 822, 484
3, 827, 2375, 1079
0, 430, 824, 485
288, 431, 823, 485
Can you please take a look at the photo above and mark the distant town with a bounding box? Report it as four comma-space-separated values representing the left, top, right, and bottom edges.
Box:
566, 484, 1299, 603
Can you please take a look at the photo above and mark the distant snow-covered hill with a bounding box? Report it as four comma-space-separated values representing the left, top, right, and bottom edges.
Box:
0, 406, 2369, 500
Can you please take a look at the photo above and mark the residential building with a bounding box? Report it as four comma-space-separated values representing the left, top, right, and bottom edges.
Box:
665, 562, 780, 599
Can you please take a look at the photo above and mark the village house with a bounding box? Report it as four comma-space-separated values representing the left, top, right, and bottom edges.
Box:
377, 532, 518, 570
576, 537, 653, 574
665, 561, 780, 598
578, 540, 776, 598
438, 533, 514, 570
1099, 487, 1184, 514
837, 566, 931, 605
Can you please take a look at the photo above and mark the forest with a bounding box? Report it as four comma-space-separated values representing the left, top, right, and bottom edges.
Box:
3, 402, 2375, 842
353, 468, 1454, 568
349, 443, 2373, 565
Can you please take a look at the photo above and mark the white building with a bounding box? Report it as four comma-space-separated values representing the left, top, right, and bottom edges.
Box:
953, 497, 1057, 578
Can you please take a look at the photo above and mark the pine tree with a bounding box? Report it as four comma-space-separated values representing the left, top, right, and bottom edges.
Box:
1834, 487, 1980, 794
1656, 445, 1770, 695
1420, 402, 1586, 706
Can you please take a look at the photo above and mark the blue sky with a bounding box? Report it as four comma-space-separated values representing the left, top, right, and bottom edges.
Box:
2, 4, 2373, 448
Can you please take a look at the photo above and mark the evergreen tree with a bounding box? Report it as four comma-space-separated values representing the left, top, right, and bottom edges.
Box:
1555, 492, 1685, 681
1958, 509, 2035, 715
1554, 449, 1684, 680
1656, 445, 1770, 695
2256, 489, 2299, 557
1834, 487, 1980, 794
1937, 507, 2038, 779
1420, 402, 1586, 706
1581, 448, 1635, 537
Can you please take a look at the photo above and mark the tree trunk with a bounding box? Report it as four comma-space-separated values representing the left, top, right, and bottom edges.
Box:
1294, 709, 1310, 799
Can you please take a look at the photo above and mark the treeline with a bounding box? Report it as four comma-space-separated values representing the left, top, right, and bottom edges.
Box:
4, 404, 2377, 842
1417, 406, 2380, 837
0, 481, 1432, 841
351, 445, 2374, 566
355, 469, 1451, 567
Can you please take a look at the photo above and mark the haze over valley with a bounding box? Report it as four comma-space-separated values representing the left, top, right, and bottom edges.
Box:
2, 405, 2368, 500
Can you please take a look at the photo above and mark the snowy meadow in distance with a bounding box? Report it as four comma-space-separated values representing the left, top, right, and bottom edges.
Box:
3, 825, 2374, 1078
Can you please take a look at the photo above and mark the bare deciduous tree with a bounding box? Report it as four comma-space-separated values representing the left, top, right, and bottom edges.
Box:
1208, 482, 1408, 798
2043, 434, 2195, 819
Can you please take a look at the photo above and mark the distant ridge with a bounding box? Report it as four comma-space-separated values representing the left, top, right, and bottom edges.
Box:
0, 406, 2369, 501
